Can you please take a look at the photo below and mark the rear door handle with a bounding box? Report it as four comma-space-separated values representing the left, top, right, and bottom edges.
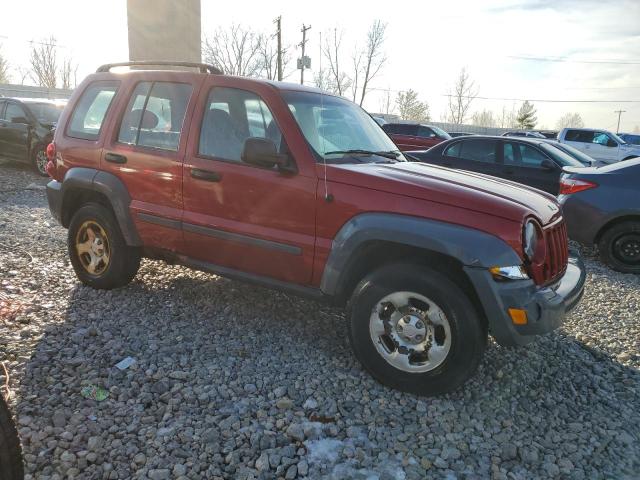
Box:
191, 168, 221, 182
105, 152, 127, 164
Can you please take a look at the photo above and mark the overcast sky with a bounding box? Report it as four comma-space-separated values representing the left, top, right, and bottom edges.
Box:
2, 0, 639, 131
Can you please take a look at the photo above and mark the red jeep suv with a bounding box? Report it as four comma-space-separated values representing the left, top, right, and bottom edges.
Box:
45, 62, 586, 396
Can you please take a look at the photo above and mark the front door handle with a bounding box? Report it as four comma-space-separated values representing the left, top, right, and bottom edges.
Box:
105, 152, 127, 164
504, 168, 514, 174
191, 168, 221, 182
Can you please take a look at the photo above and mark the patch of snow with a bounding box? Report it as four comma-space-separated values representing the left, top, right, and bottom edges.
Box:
304, 438, 343, 464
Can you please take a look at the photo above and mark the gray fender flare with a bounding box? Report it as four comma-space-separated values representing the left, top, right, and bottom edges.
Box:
320, 213, 521, 296
61, 167, 142, 246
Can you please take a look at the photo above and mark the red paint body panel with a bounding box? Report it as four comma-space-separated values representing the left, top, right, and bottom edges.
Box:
389, 133, 444, 151
53, 70, 567, 289
181, 75, 318, 284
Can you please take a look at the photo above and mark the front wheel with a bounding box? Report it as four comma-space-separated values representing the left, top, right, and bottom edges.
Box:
348, 263, 486, 396
598, 221, 640, 274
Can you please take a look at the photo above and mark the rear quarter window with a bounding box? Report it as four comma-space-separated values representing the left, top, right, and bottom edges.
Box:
67, 81, 120, 141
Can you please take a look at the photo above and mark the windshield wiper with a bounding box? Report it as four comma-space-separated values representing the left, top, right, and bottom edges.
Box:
325, 149, 400, 161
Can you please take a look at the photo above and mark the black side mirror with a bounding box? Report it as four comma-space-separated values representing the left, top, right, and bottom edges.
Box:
11, 116, 30, 125
607, 139, 618, 148
540, 159, 557, 171
241, 137, 296, 173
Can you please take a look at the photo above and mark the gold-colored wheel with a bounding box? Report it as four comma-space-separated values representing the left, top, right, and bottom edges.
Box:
75, 220, 110, 276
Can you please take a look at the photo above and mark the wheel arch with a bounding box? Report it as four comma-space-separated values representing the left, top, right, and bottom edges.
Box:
60, 168, 141, 246
321, 214, 522, 327
595, 214, 640, 245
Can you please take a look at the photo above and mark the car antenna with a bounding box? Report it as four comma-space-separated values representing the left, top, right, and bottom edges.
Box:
319, 33, 332, 203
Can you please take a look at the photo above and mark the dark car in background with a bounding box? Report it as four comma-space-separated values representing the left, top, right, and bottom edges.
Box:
0, 97, 66, 175
408, 136, 586, 195
501, 131, 546, 139
382, 122, 451, 151
448, 132, 477, 138
559, 158, 640, 273
540, 139, 599, 166
619, 133, 640, 146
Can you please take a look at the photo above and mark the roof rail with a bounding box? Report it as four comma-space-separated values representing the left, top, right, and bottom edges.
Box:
96, 61, 223, 75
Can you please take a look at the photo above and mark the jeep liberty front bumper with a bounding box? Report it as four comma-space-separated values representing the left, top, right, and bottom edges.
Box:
464, 251, 586, 347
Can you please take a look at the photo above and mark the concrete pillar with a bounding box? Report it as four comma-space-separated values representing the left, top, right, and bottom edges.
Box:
127, 0, 201, 63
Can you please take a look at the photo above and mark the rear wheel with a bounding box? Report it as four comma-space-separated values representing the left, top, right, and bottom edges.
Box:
598, 221, 640, 274
347, 263, 486, 396
68, 203, 141, 289
32, 146, 48, 176
0, 395, 23, 480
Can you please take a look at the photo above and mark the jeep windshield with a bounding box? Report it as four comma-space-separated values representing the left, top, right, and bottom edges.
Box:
282, 90, 405, 163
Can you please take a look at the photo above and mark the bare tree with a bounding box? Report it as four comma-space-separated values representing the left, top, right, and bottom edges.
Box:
446, 68, 478, 125
322, 29, 351, 96
472, 109, 497, 128
499, 104, 518, 128
556, 112, 584, 130
256, 34, 292, 81
15, 66, 30, 85
313, 69, 331, 90
60, 57, 78, 89
396, 89, 430, 122
350, 49, 364, 103
29, 36, 58, 88
378, 88, 394, 115
0, 47, 9, 83
203, 25, 262, 77
358, 20, 387, 107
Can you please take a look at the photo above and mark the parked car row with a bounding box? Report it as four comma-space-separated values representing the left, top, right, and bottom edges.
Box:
0, 97, 66, 175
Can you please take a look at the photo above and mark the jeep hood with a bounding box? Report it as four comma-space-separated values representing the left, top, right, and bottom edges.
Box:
324, 162, 561, 224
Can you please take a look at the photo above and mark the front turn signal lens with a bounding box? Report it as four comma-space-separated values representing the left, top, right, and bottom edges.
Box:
508, 308, 528, 325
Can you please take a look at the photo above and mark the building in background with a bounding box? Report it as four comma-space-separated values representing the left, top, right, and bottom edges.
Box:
127, 0, 201, 63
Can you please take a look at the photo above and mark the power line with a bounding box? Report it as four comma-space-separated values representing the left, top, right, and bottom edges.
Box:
507, 55, 640, 65
441, 94, 640, 104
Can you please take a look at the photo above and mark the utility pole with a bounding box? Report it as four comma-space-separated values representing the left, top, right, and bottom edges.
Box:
275, 16, 282, 81
615, 110, 626, 133
299, 24, 311, 85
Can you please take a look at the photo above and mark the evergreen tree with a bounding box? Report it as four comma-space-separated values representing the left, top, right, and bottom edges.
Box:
516, 100, 537, 129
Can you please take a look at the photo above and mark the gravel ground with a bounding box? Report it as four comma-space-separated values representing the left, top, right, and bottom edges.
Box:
1, 160, 639, 480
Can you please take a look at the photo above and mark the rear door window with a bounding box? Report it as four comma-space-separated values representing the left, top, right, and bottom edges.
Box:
458, 139, 497, 163
67, 81, 119, 140
5, 103, 27, 123
504, 142, 549, 167
118, 81, 192, 151
417, 126, 435, 138
565, 130, 595, 143
400, 124, 418, 136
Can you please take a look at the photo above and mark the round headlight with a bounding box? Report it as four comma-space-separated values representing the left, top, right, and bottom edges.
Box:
523, 220, 538, 261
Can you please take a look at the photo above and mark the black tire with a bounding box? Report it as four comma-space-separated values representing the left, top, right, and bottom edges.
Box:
32, 146, 49, 177
0, 395, 24, 480
68, 203, 141, 289
598, 221, 640, 274
347, 263, 486, 396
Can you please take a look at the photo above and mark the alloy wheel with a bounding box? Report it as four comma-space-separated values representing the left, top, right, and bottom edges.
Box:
75, 220, 111, 276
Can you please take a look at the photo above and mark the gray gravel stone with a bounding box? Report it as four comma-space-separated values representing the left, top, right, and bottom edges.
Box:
1, 164, 639, 480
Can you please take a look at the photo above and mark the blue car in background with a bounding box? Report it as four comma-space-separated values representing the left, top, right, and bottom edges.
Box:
619, 133, 640, 146
559, 158, 640, 274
